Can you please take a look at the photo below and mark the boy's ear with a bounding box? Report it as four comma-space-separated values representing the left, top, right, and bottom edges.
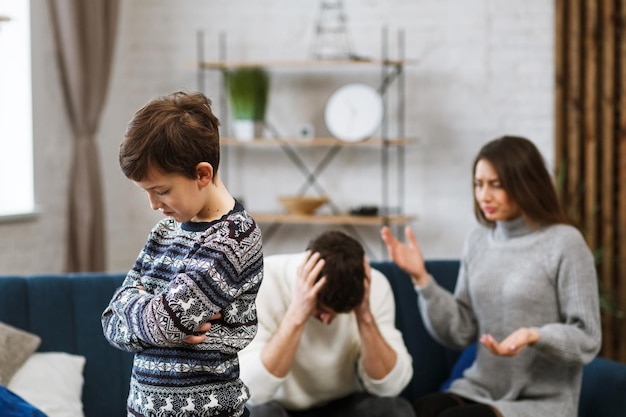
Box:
196, 162, 213, 185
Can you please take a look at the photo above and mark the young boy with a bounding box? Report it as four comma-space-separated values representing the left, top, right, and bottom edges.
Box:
102, 91, 263, 417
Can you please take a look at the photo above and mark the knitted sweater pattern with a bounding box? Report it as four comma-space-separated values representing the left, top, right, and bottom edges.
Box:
102, 203, 263, 417
418, 218, 601, 417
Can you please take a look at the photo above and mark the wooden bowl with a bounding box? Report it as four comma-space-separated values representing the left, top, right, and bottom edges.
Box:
278, 195, 329, 215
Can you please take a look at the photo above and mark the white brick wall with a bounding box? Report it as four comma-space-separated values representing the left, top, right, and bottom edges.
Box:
0, 0, 555, 272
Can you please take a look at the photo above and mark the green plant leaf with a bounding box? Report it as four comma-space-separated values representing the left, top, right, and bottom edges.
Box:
224, 67, 270, 120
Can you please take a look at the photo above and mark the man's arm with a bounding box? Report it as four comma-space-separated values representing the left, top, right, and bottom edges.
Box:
355, 262, 398, 379
356, 263, 414, 396
239, 252, 327, 405
354, 261, 397, 379
261, 251, 326, 377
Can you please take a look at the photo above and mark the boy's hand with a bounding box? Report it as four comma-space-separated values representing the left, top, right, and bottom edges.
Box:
184, 312, 223, 344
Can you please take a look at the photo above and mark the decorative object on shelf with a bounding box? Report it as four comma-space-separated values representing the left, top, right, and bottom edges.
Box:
350, 205, 379, 216
278, 195, 329, 215
324, 83, 383, 142
297, 122, 315, 140
310, 0, 354, 60
224, 67, 270, 141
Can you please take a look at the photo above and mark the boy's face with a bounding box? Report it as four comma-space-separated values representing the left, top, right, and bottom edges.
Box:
134, 166, 206, 223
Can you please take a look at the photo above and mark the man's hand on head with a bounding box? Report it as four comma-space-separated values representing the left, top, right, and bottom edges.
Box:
287, 250, 327, 327
260, 251, 328, 378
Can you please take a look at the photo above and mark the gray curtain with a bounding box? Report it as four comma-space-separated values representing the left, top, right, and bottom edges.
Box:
48, 0, 120, 271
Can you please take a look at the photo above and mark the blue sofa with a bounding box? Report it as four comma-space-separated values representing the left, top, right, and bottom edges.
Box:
0, 261, 624, 417
0, 272, 133, 417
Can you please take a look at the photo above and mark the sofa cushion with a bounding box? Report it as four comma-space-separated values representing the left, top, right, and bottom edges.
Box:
0, 385, 46, 417
439, 342, 477, 391
0, 321, 41, 386
578, 356, 626, 417
9, 352, 86, 417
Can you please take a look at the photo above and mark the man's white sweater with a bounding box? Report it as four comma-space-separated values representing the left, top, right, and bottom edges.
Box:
239, 252, 413, 410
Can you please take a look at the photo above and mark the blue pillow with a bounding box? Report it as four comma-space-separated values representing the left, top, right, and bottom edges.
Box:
0, 385, 47, 417
440, 343, 477, 391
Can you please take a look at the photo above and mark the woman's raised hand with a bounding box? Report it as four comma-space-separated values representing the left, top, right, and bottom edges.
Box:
380, 225, 429, 287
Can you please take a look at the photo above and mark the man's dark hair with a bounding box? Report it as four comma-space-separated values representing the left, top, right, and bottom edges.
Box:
306, 230, 365, 313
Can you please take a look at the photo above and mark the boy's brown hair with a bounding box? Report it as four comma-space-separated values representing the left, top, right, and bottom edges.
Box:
306, 230, 365, 313
119, 91, 221, 181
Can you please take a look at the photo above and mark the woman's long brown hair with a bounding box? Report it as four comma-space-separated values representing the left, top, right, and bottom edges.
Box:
472, 135, 570, 228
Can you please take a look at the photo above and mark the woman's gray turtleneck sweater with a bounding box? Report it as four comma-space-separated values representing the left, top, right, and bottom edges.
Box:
417, 217, 601, 417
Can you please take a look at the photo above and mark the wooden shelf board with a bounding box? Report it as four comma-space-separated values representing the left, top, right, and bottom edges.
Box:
251, 213, 415, 226
198, 59, 409, 70
221, 137, 410, 147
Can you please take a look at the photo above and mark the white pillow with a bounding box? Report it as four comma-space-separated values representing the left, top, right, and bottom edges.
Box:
8, 352, 86, 417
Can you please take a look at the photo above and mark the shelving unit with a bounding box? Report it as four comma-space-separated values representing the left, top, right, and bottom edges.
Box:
196, 29, 414, 256
215, 137, 413, 228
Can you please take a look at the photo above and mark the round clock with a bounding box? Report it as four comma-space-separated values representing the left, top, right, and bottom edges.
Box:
324, 83, 383, 142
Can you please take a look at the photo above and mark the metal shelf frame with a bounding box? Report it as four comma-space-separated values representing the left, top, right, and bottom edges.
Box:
196, 27, 410, 258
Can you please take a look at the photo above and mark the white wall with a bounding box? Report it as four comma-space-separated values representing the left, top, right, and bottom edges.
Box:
0, 0, 554, 273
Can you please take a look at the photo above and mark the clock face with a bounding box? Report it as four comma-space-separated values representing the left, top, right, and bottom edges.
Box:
324, 83, 383, 142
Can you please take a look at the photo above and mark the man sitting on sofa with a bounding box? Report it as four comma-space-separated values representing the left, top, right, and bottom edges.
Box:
239, 230, 414, 417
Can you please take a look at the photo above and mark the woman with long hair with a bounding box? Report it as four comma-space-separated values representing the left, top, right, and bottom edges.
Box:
381, 136, 601, 417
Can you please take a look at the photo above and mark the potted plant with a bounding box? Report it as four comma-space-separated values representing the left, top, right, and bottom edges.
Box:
224, 67, 270, 140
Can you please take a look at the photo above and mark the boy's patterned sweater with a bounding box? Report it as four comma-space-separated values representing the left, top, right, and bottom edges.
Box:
102, 203, 263, 417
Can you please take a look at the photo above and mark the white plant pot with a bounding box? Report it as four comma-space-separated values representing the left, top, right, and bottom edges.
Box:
233, 120, 257, 141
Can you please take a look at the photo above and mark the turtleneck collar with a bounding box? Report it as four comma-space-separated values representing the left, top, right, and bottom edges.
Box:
493, 216, 534, 241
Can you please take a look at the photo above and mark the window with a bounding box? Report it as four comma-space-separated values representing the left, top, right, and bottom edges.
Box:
0, 0, 33, 218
